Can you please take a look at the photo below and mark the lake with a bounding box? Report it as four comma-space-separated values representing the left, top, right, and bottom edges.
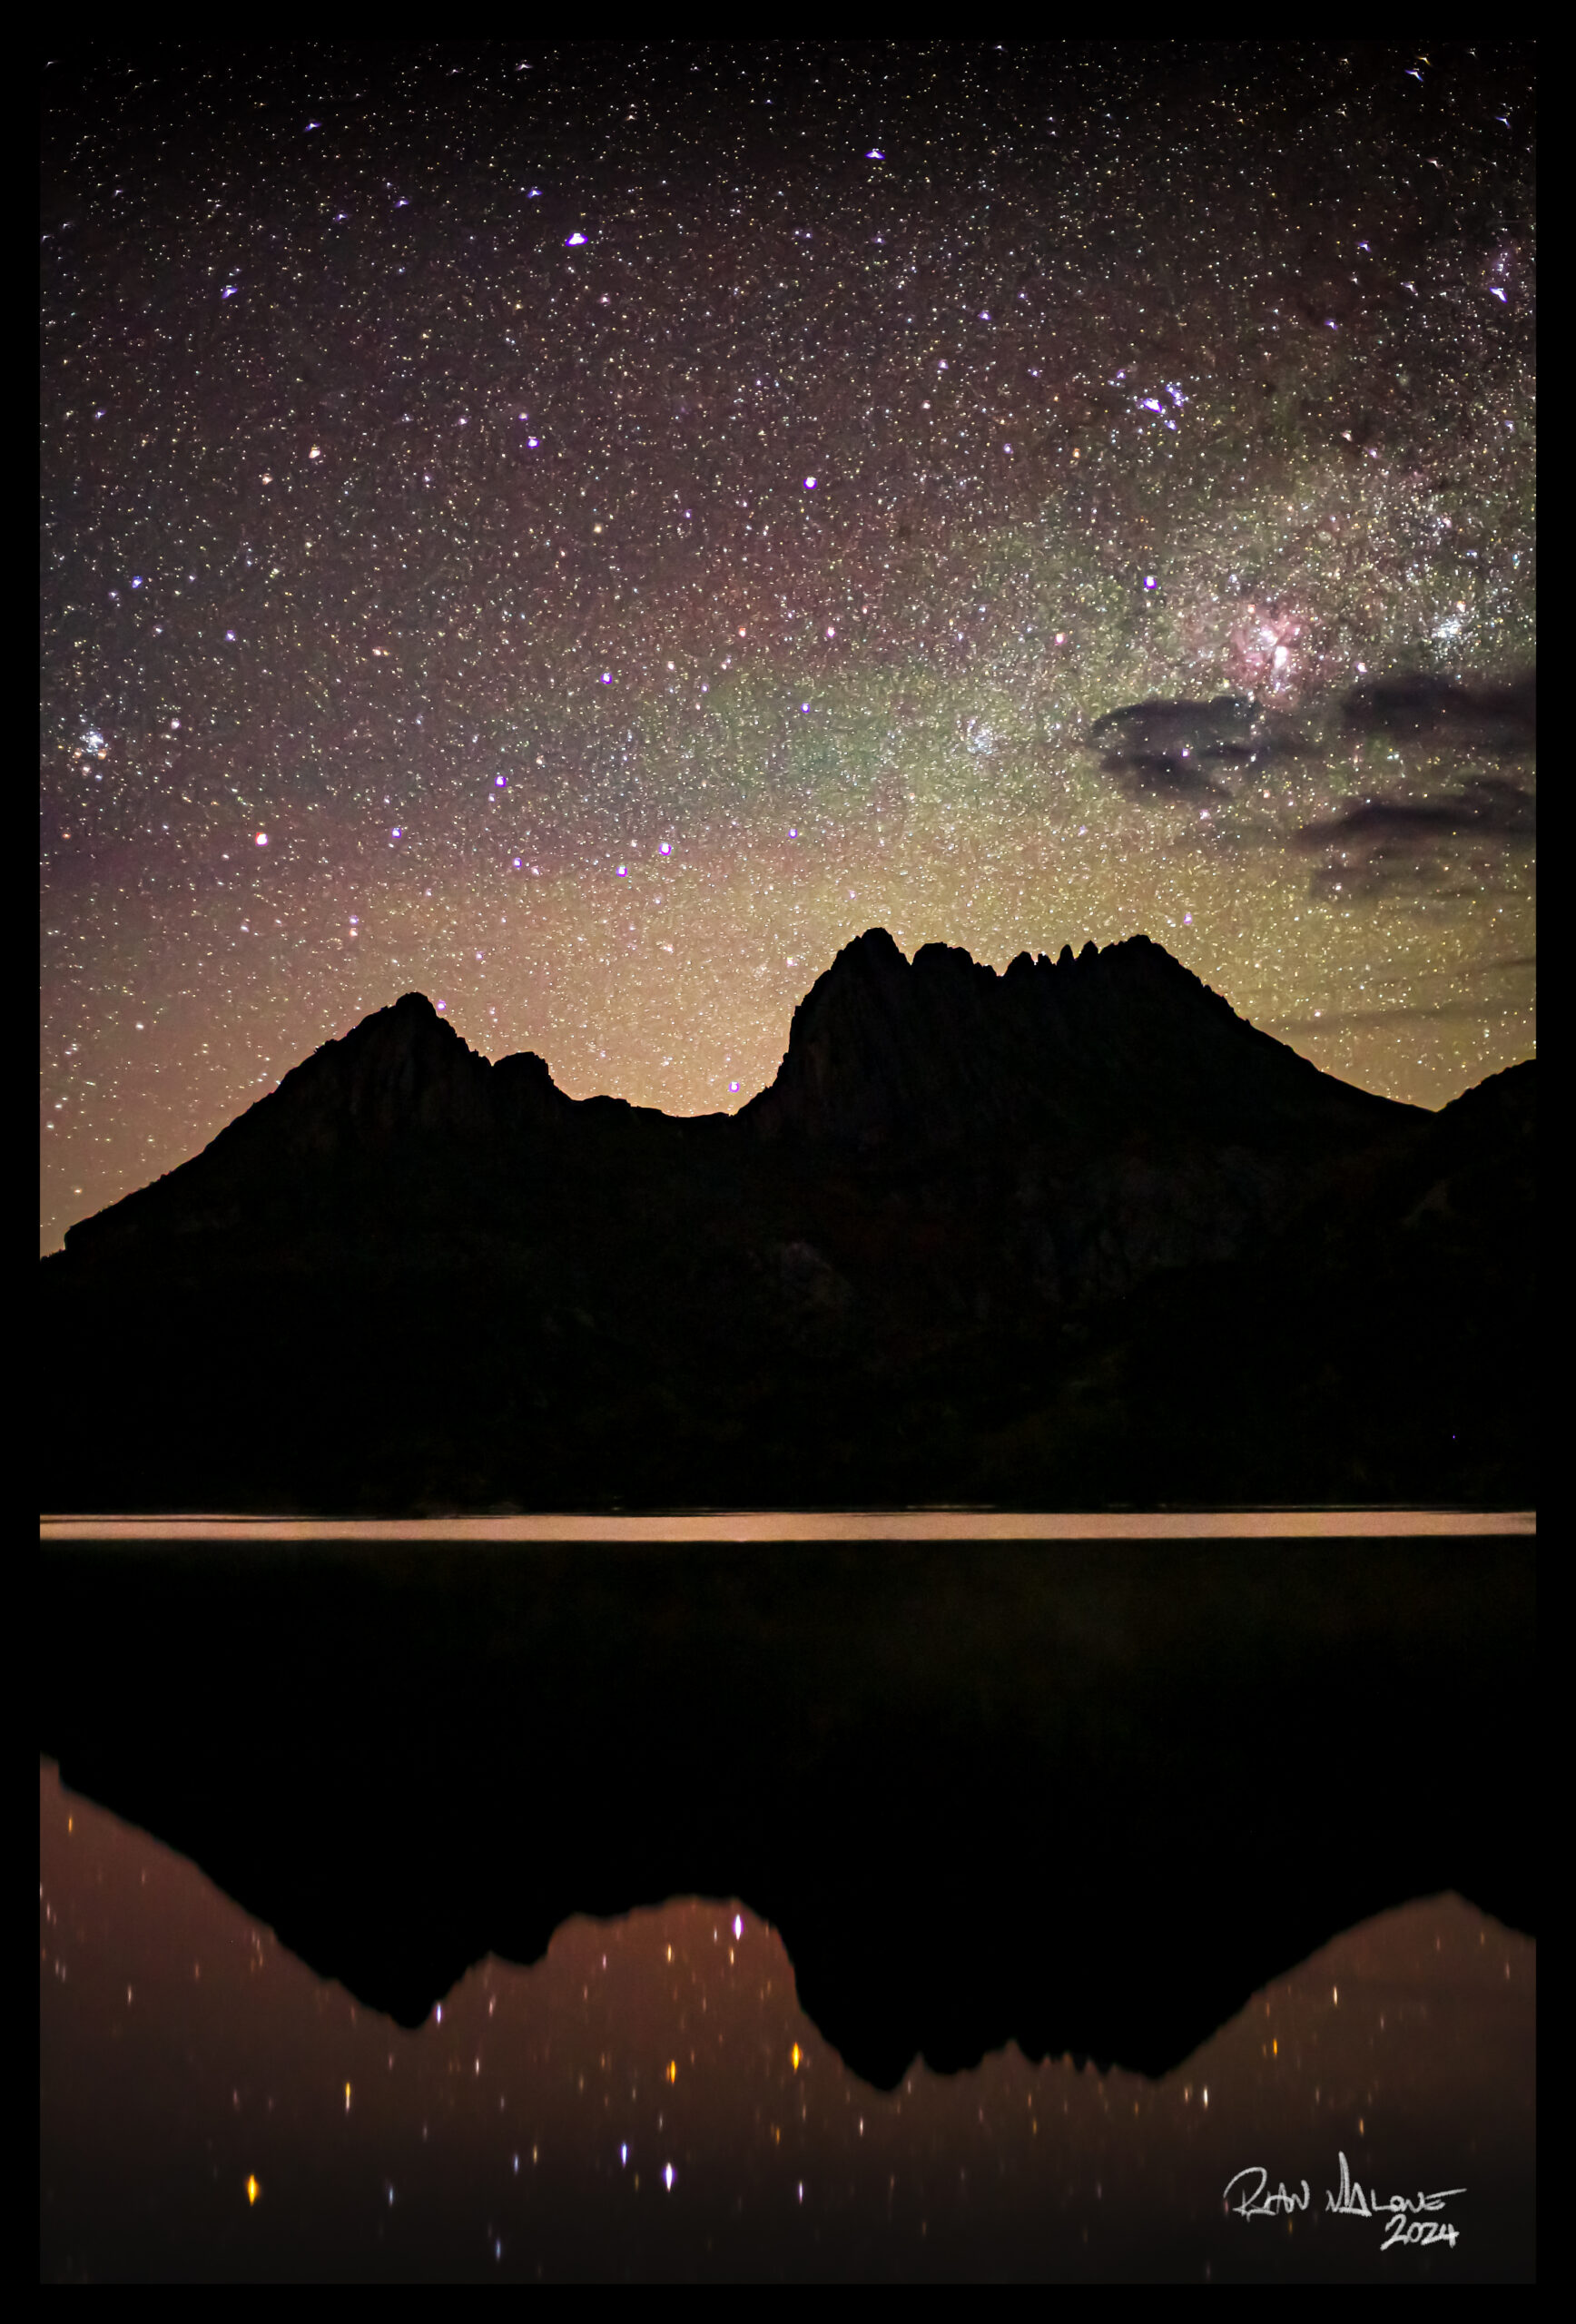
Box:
39, 1515, 1536, 2280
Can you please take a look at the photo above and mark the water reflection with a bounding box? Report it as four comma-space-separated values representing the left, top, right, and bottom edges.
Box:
41, 1763, 1533, 2281
39, 1512, 1538, 1541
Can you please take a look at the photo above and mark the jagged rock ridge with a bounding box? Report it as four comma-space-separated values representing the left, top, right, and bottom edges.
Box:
43, 930, 1532, 1511
744, 927, 1404, 1149
64, 930, 1413, 1261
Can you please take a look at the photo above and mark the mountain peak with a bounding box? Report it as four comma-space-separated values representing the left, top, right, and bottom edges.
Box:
61, 991, 564, 1260
61, 932, 1423, 1275
232, 988, 493, 1156
744, 927, 1408, 1150
44, 931, 1529, 1513
839, 925, 907, 966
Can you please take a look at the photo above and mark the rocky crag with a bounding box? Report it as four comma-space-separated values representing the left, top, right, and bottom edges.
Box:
42, 931, 1534, 1511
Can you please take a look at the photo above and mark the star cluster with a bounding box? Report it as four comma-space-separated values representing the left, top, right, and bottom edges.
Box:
41, 43, 1535, 1253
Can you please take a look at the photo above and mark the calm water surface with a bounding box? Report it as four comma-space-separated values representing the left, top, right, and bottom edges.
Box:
40, 1761, 1534, 2282
40, 1512, 1535, 2279
40, 1511, 1537, 1541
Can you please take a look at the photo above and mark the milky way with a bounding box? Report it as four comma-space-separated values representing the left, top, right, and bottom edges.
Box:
40, 42, 1535, 1253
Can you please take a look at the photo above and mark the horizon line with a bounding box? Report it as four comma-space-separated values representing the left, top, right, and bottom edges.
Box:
41, 1510, 1537, 1542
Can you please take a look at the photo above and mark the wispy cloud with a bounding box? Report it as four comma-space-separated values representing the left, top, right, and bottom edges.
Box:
1085, 693, 1309, 799
1337, 669, 1535, 753
1295, 774, 1535, 897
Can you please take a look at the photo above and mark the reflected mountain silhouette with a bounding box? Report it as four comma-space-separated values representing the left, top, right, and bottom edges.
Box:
39, 1536, 1534, 2089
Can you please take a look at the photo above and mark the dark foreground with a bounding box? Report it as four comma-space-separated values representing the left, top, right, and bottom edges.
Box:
39, 1535, 1534, 2088
40, 943, 1535, 1514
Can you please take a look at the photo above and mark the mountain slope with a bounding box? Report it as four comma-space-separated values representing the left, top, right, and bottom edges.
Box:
41, 932, 1531, 1511
744, 928, 1406, 1151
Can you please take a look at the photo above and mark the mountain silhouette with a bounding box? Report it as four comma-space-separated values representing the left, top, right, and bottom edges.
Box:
744, 928, 1401, 1150
42, 931, 1533, 1512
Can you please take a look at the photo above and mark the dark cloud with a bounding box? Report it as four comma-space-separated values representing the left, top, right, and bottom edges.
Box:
1295, 774, 1535, 900
1297, 775, 1536, 851
1086, 694, 1308, 799
1338, 669, 1536, 753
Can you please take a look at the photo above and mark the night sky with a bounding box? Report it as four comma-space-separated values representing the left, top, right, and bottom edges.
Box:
40, 42, 1535, 1256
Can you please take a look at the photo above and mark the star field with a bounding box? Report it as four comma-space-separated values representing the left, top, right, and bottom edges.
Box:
40, 42, 1535, 1254
41, 1760, 1535, 2280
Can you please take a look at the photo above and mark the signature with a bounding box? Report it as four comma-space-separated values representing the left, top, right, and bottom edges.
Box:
1224, 2152, 1464, 2249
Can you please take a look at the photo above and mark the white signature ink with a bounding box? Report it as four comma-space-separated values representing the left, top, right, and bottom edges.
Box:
1225, 2152, 1464, 2248
1223, 2167, 1310, 2218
